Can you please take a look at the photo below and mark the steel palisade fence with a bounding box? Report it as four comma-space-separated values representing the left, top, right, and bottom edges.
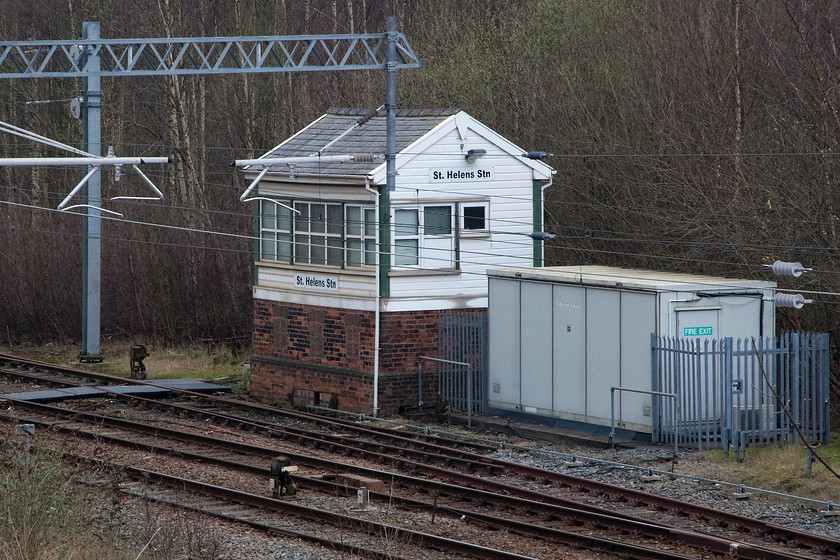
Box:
436, 310, 488, 415
652, 331, 830, 457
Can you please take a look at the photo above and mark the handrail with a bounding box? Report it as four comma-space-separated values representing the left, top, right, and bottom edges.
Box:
610, 387, 679, 458
419, 355, 473, 427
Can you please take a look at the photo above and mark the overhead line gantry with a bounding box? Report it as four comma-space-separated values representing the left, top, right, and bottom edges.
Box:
0, 18, 419, 361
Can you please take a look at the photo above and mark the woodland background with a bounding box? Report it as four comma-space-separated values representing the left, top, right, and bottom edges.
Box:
1, 0, 839, 374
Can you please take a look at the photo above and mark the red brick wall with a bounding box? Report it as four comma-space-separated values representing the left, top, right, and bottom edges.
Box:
253, 300, 376, 370
249, 357, 431, 414
250, 299, 486, 414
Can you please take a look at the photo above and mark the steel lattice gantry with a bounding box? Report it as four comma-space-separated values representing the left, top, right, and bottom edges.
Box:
0, 19, 419, 361
0, 29, 420, 77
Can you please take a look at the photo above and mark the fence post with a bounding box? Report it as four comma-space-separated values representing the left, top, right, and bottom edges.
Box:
466, 364, 472, 428
611, 386, 678, 457
723, 337, 734, 456
417, 360, 424, 407
481, 313, 489, 417
609, 387, 616, 448
650, 333, 660, 443
820, 333, 831, 444
791, 333, 800, 441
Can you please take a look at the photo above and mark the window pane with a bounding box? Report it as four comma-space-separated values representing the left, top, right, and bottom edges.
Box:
311, 203, 326, 234
327, 204, 342, 235
395, 239, 418, 265
295, 234, 309, 263
327, 237, 343, 266
463, 205, 486, 230
260, 201, 276, 230
311, 237, 326, 264
347, 206, 361, 236
261, 233, 276, 260
425, 206, 451, 235
364, 208, 376, 237
347, 239, 362, 267
365, 239, 376, 265
294, 202, 309, 232
394, 209, 418, 237
278, 233, 291, 262
277, 203, 292, 231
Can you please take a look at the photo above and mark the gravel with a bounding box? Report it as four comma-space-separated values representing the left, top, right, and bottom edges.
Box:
2, 373, 838, 556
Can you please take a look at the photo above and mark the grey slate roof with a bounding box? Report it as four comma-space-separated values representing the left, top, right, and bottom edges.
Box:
261, 107, 460, 177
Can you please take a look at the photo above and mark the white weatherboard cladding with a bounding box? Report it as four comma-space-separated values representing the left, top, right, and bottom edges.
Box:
487, 266, 776, 433
389, 122, 537, 304
382, 294, 488, 312
371, 111, 553, 185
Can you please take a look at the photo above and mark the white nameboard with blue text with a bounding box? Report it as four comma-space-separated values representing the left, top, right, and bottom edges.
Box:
294, 273, 339, 292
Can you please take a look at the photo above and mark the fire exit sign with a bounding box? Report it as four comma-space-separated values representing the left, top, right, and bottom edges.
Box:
683, 326, 713, 336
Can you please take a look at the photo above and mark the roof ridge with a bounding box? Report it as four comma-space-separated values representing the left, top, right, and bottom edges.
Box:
328, 107, 461, 117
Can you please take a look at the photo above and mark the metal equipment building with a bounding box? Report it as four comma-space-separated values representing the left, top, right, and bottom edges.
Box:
244, 108, 554, 414
487, 266, 777, 434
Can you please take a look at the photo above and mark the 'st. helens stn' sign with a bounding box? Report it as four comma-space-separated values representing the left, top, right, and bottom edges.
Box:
429, 168, 494, 182
683, 326, 713, 336
294, 273, 339, 292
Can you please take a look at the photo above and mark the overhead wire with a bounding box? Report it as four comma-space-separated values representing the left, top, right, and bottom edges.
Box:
3, 170, 835, 276
0, 169, 832, 267
6, 196, 840, 302
2, 125, 838, 292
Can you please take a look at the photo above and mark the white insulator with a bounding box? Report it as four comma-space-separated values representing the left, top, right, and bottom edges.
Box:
774, 293, 809, 309
351, 153, 376, 163
771, 260, 806, 277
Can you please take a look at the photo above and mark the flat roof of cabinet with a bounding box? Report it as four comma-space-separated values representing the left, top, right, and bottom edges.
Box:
488, 265, 776, 292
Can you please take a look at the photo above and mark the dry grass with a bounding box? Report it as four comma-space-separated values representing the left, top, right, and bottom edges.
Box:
701, 439, 840, 502
0, 339, 247, 385
0, 439, 129, 560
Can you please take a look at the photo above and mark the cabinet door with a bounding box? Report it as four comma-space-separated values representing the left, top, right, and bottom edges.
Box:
520, 282, 553, 411
552, 285, 585, 416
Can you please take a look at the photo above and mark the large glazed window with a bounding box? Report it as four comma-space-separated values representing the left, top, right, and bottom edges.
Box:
258, 199, 376, 268
259, 198, 484, 272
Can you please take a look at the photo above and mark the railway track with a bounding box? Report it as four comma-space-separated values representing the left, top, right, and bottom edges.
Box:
0, 398, 723, 559
81, 457, 540, 560
0, 353, 837, 559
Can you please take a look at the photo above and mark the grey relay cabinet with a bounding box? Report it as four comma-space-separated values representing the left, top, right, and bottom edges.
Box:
487, 266, 776, 433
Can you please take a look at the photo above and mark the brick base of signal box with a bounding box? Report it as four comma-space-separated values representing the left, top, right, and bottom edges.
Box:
249, 299, 485, 414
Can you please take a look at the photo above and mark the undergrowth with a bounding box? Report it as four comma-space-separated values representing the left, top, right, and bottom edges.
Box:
0, 439, 124, 560
0, 435, 229, 560
706, 437, 840, 502
1, 339, 247, 384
